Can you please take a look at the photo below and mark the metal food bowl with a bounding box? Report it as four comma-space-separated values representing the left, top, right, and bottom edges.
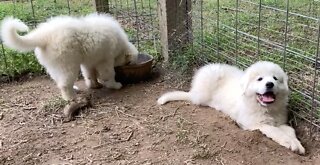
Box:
115, 53, 153, 83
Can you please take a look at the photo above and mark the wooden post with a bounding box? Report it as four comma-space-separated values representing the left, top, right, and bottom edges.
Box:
93, 0, 109, 13
158, 0, 192, 61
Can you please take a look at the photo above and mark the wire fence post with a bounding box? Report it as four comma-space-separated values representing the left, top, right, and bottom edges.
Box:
282, 0, 290, 70
133, 0, 140, 49
67, 0, 71, 15
235, 0, 239, 64
200, 0, 204, 53
310, 18, 320, 136
257, 0, 262, 59
216, 0, 220, 61
30, 0, 36, 27
93, 0, 110, 13
1, 43, 7, 73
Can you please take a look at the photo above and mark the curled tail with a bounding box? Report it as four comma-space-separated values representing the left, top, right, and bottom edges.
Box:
157, 91, 192, 105
1, 17, 41, 52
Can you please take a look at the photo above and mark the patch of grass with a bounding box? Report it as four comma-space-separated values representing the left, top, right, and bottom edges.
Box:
191, 144, 212, 160
169, 44, 199, 72
41, 97, 68, 113
175, 117, 192, 144
0, 50, 44, 77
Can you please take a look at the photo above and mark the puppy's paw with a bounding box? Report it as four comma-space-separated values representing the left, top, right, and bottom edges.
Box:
89, 82, 103, 89
106, 81, 122, 89
85, 79, 103, 89
292, 139, 305, 155
73, 85, 80, 92
280, 138, 305, 155
157, 96, 167, 105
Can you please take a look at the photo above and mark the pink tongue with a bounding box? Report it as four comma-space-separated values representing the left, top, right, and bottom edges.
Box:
261, 95, 274, 102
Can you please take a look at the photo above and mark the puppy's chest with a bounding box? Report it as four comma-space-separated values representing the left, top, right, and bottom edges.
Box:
258, 110, 286, 126
238, 110, 276, 128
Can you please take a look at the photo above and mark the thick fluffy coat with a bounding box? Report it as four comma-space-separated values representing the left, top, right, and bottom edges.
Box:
158, 61, 305, 154
1, 13, 138, 100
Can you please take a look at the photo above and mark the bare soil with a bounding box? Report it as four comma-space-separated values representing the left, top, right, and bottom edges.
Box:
0, 69, 320, 165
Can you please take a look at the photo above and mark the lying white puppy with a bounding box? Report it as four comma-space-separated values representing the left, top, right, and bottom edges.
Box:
158, 61, 305, 154
1, 13, 138, 101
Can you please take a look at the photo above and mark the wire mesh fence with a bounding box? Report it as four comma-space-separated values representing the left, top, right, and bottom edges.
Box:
0, 0, 160, 79
188, 0, 320, 130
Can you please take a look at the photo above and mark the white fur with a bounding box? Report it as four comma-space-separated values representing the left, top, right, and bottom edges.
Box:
1, 13, 138, 101
158, 61, 305, 154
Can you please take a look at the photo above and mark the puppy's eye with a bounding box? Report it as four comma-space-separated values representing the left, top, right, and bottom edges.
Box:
273, 76, 278, 80
257, 77, 263, 81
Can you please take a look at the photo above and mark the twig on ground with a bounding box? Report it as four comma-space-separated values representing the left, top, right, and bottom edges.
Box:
221, 142, 227, 148
119, 131, 134, 142
161, 106, 180, 121
92, 143, 108, 150
22, 153, 32, 161
63, 94, 92, 122
11, 139, 28, 148
86, 156, 93, 163
117, 109, 137, 119
23, 107, 37, 110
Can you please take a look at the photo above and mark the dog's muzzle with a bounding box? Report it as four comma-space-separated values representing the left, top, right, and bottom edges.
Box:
257, 91, 276, 106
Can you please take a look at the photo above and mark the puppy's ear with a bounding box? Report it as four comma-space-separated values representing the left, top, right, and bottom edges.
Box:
240, 73, 250, 95
124, 54, 131, 65
240, 69, 253, 94
283, 73, 289, 91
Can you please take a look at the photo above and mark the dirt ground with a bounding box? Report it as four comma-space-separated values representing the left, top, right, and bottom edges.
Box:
0, 69, 320, 165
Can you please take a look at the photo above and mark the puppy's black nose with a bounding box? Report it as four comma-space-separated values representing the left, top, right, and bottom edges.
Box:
266, 82, 274, 89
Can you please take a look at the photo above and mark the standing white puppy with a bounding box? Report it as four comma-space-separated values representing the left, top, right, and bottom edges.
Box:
158, 61, 305, 154
1, 13, 138, 101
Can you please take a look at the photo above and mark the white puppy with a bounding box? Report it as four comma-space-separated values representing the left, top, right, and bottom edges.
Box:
158, 61, 305, 154
1, 13, 138, 101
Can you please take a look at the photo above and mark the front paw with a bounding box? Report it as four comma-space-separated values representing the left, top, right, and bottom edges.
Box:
280, 138, 305, 155
73, 85, 80, 93
85, 79, 103, 89
89, 82, 103, 89
105, 81, 122, 89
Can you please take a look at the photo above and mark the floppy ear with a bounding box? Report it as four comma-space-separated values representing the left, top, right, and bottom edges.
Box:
125, 53, 131, 65
283, 73, 289, 92
240, 73, 250, 95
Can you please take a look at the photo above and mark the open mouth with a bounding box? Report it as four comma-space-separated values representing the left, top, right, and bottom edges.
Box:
257, 91, 276, 105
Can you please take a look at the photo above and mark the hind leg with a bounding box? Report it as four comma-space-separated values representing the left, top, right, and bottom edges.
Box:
80, 64, 102, 89
47, 65, 79, 101
57, 72, 79, 101
96, 61, 122, 89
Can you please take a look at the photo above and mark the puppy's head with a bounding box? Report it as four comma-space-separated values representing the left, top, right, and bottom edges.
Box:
115, 42, 139, 67
240, 61, 289, 107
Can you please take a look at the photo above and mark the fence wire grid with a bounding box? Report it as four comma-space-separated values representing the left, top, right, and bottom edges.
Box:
1, 0, 320, 133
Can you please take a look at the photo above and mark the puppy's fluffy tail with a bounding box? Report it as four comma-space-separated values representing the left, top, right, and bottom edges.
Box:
157, 91, 191, 105
1, 17, 41, 52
